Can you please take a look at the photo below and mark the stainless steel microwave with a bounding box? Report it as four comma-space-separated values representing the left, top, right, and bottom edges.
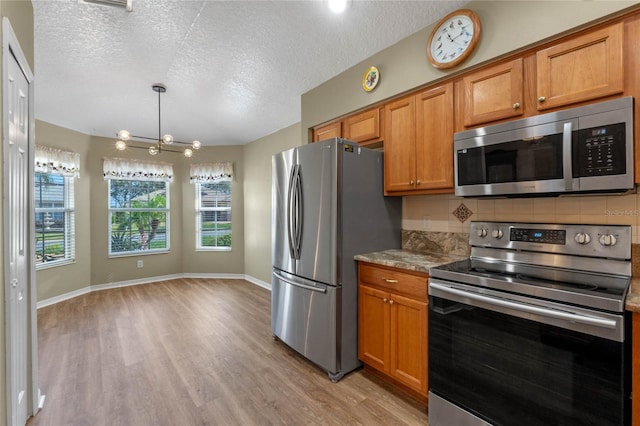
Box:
454, 97, 634, 197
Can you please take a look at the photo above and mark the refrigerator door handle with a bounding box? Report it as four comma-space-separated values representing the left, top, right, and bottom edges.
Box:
293, 164, 303, 258
287, 165, 298, 259
273, 270, 327, 293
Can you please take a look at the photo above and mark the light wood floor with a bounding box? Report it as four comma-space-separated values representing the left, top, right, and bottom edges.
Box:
27, 278, 428, 425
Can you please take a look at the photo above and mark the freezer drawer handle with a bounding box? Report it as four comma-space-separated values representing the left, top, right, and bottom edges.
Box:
273, 271, 327, 294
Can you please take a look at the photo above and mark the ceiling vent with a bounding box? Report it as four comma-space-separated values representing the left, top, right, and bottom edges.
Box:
78, 0, 133, 12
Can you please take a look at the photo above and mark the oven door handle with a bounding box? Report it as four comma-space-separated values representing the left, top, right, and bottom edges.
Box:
429, 281, 617, 330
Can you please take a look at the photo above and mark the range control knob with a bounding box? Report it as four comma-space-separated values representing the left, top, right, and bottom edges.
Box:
574, 232, 591, 245
491, 229, 504, 239
599, 234, 618, 247
476, 228, 488, 238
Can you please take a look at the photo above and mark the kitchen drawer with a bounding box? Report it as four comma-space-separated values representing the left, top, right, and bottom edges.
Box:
358, 263, 428, 299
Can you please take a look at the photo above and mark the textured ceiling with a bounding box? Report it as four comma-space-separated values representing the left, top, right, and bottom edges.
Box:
33, 0, 468, 146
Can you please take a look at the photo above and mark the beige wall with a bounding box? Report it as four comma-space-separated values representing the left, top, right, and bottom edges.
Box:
297, 0, 640, 257
32, 1, 640, 296
87, 137, 246, 285
87, 136, 184, 285
35, 121, 92, 300
181, 145, 245, 275
1, 0, 34, 421
301, 1, 639, 138
17, 0, 640, 422
32, 129, 246, 290
243, 123, 301, 284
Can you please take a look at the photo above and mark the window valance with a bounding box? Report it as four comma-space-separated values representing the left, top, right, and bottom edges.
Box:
35, 145, 80, 178
103, 157, 173, 182
189, 162, 233, 184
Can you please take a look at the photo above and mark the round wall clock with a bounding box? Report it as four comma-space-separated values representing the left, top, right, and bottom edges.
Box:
427, 9, 481, 70
362, 66, 380, 92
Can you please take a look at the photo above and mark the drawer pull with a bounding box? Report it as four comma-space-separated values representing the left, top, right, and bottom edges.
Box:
383, 278, 399, 283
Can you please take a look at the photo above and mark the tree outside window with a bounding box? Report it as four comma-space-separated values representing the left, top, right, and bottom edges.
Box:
108, 179, 169, 255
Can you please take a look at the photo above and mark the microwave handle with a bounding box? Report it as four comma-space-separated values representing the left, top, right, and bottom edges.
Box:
563, 121, 573, 191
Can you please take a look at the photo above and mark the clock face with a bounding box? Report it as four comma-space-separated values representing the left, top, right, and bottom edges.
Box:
431, 15, 474, 64
427, 9, 481, 69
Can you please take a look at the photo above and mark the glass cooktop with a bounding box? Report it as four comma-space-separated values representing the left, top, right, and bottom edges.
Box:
430, 258, 630, 313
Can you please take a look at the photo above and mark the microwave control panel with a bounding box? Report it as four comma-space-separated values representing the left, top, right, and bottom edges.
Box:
574, 122, 626, 177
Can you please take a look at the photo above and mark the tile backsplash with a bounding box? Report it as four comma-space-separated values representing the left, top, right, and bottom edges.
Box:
403, 192, 640, 244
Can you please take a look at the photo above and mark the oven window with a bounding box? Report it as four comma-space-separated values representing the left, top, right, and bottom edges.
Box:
429, 297, 630, 426
457, 134, 564, 186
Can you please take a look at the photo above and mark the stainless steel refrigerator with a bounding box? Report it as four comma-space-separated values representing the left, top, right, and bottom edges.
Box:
271, 138, 401, 381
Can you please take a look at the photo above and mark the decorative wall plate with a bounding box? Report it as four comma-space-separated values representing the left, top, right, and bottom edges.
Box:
362, 66, 380, 92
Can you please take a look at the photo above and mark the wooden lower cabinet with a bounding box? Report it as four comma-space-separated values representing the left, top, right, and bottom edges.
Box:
633, 312, 640, 423
358, 262, 428, 401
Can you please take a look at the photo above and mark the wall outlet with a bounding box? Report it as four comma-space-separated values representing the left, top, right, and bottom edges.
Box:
423, 216, 431, 229
136, 260, 143, 268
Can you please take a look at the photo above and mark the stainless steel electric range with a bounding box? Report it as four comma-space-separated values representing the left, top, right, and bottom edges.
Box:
428, 221, 632, 426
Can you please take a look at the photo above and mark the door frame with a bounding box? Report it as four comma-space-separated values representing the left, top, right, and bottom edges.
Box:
3, 16, 40, 425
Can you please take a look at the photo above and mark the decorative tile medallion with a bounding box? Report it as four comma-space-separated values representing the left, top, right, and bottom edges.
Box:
453, 203, 473, 223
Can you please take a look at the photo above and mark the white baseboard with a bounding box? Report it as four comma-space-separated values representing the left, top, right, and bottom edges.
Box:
37, 286, 92, 309
244, 274, 271, 290
37, 272, 269, 309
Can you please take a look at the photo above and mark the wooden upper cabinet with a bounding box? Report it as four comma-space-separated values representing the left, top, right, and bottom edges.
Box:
312, 120, 341, 142
461, 58, 524, 127
384, 84, 454, 195
384, 96, 416, 193
311, 107, 381, 145
343, 108, 381, 144
415, 83, 454, 191
536, 22, 624, 111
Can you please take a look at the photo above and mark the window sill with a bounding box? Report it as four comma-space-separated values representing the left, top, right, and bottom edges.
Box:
108, 249, 170, 259
36, 259, 76, 271
196, 247, 232, 252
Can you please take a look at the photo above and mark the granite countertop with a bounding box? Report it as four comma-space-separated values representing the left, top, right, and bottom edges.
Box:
355, 248, 640, 313
626, 278, 640, 313
354, 249, 465, 275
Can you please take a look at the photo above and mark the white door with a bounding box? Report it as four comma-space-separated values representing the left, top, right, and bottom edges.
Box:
6, 46, 30, 426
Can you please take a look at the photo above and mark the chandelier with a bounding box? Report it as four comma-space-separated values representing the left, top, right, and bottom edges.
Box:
114, 83, 202, 158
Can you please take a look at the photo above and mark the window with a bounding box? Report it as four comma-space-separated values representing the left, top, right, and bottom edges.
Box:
35, 172, 75, 267
108, 179, 169, 255
34, 145, 79, 269
196, 181, 232, 249
190, 162, 233, 251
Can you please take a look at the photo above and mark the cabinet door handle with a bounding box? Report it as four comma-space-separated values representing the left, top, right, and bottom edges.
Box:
389, 300, 394, 305
383, 298, 388, 303
416, 179, 421, 185
383, 278, 399, 283
538, 96, 546, 103
409, 180, 414, 185
513, 102, 520, 110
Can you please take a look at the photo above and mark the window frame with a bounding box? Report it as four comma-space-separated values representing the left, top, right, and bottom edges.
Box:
35, 172, 76, 269
107, 178, 171, 257
195, 181, 232, 251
